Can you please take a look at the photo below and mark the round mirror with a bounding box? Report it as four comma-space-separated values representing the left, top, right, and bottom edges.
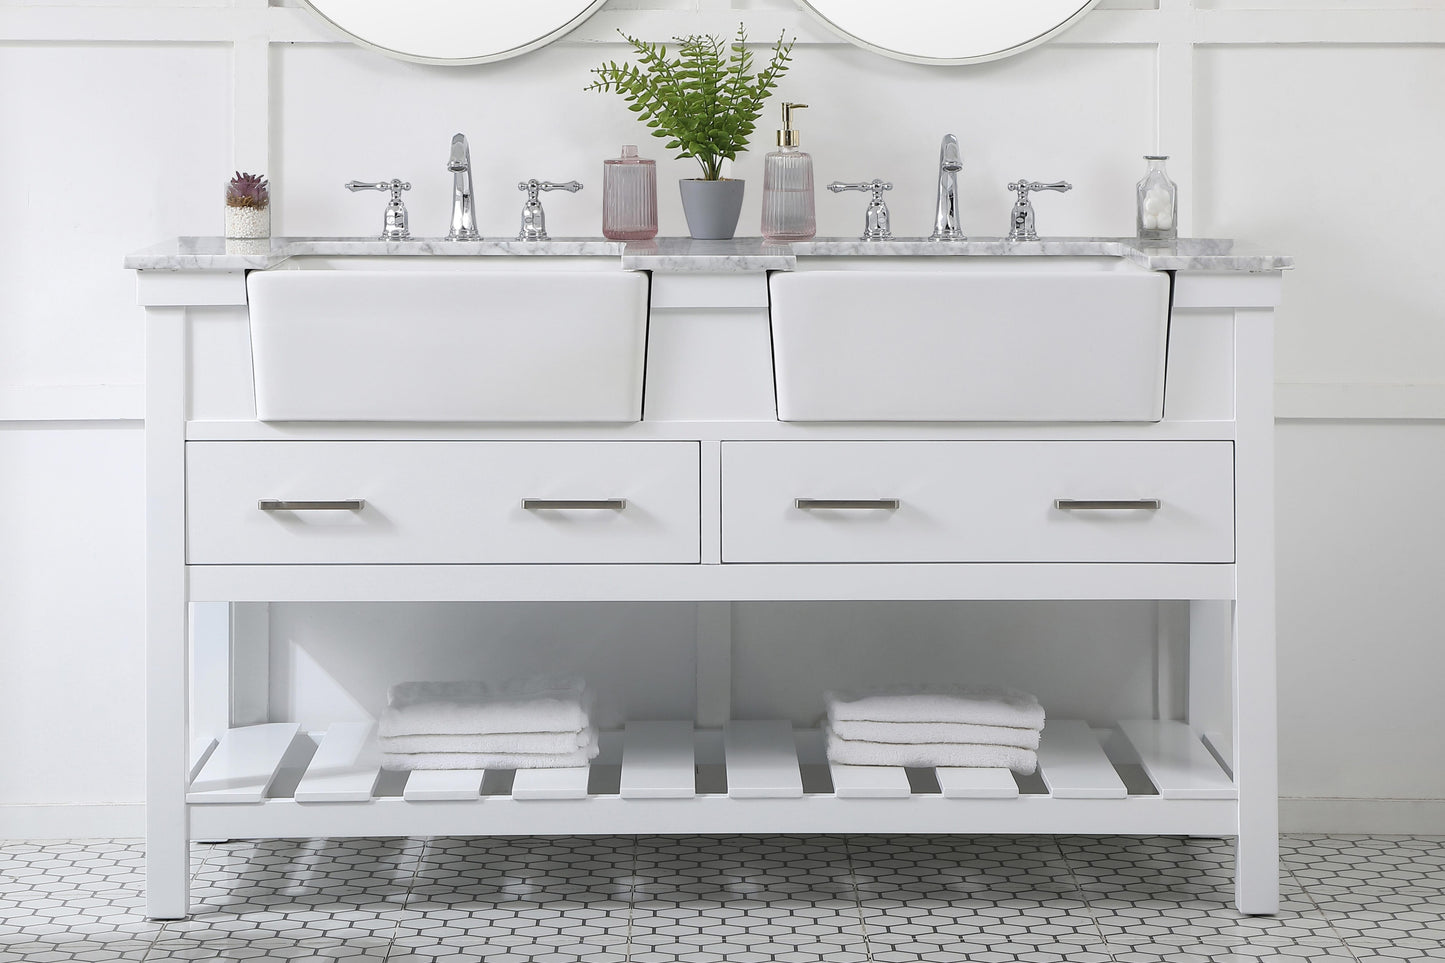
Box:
796, 0, 1102, 65
299, 0, 609, 66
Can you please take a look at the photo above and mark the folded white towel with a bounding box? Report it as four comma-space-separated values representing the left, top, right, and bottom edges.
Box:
825, 727, 1037, 774
382, 728, 600, 771
826, 684, 1044, 731
379, 677, 592, 738
828, 717, 1041, 750
379, 726, 595, 756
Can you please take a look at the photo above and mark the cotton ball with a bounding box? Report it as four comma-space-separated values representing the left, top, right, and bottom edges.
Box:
1141, 213, 1159, 230
1143, 189, 1170, 215
1156, 211, 1174, 230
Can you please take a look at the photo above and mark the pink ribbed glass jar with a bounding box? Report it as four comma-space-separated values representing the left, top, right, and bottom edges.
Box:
602, 146, 658, 240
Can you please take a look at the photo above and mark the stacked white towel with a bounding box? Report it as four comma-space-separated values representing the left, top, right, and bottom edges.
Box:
379, 677, 599, 771
825, 683, 1045, 774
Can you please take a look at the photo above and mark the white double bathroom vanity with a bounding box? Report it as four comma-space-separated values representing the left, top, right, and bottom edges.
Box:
128, 235, 1290, 919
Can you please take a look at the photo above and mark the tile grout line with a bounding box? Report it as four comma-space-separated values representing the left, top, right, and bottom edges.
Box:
841, 834, 875, 963
380, 834, 431, 962
624, 833, 637, 963
1052, 834, 1120, 963
1282, 840, 1368, 963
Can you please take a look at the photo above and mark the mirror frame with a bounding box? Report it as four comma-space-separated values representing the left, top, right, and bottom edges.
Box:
298, 0, 610, 66
794, 0, 1104, 66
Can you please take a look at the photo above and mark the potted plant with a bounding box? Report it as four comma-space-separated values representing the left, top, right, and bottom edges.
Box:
225, 171, 270, 253
225, 171, 270, 238
588, 25, 793, 240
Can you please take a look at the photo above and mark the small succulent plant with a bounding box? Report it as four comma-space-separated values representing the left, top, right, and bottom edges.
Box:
226, 171, 270, 209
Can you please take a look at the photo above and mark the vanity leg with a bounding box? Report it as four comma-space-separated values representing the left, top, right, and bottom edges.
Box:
1232, 310, 1279, 915
145, 306, 191, 920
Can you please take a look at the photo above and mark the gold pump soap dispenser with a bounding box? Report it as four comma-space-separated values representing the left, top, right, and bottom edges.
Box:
761, 102, 816, 241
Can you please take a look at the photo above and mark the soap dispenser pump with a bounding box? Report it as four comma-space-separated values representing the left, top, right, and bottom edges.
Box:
761, 102, 816, 241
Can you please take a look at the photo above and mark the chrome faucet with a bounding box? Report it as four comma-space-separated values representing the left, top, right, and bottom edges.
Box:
930, 134, 965, 241
446, 133, 478, 240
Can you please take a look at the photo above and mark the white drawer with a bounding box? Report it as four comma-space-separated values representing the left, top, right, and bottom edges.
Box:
187, 442, 700, 564
721, 441, 1234, 563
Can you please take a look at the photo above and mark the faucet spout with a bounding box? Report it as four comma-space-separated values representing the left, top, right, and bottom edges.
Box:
930, 134, 966, 241
447, 133, 478, 240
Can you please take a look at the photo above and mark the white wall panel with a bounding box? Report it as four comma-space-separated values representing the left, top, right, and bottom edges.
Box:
274, 40, 1154, 241
1275, 422, 1445, 802
0, 43, 229, 389
1196, 44, 1445, 386
0, 424, 145, 806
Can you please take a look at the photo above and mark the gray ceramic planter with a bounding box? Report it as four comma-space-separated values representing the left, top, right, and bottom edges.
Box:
679, 178, 746, 240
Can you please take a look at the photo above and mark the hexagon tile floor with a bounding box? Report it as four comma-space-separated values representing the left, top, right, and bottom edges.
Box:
1, 835, 1441, 962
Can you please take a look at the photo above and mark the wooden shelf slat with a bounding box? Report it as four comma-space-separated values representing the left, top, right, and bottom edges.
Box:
620, 721, 696, 799
188, 723, 299, 804
1118, 719, 1236, 800
294, 722, 382, 803
512, 766, 591, 800
1037, 720, 1128, 799
937, 767, 1019, 799
829, 763, 911, 798
725, 721, 803, 799
402, 769, 485, 801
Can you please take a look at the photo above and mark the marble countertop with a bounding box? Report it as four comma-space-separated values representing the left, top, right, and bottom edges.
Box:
125, 235, 1292, 273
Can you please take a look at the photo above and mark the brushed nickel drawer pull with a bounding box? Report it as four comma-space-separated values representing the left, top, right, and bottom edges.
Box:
795, 498, 901, 510
258, 499, 366, 512
522, 498, 628, 511
1053, 498, 1162, 511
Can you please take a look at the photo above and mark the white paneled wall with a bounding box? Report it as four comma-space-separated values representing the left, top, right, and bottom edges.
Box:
275, 40, 1155, 241
1196, 44, 1445, 387
1, 0, 1442, 836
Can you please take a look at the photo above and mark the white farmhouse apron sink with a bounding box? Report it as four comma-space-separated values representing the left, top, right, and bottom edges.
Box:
246, 257, 649, 422
768, 255, 1171, 422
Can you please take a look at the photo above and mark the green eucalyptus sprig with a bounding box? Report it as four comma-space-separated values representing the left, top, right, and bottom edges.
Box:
586, 25, 794, 181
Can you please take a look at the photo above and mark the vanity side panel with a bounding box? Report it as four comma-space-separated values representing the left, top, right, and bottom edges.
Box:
1164, 308, 1235, 423
188, 305, 257, 422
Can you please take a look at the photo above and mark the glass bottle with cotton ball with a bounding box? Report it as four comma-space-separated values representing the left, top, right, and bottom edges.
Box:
1136, 155, 1177, 242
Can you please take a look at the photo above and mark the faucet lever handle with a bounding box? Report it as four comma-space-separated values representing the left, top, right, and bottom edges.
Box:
1008, 179, 1071, 197
345, 179, 412, 240
828, 180, 892, 198
519, 179, 584, 198
516, 179, 584, 241
1005, 178, 1072, 242
827, 179, 894, 241
346, 179, 411, 198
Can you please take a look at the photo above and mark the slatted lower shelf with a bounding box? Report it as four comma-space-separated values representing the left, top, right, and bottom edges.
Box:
188, 719, 1239, 840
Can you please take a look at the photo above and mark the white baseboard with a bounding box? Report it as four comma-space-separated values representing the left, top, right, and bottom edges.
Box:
0, 803, 144, 841
1281, 797, 1445, 835
3, 798, 1439, 841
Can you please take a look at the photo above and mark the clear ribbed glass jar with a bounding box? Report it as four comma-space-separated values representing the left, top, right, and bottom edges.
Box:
602, 146, 658, 240
761, 145, 816, 241
1136, 155, 1178, 242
